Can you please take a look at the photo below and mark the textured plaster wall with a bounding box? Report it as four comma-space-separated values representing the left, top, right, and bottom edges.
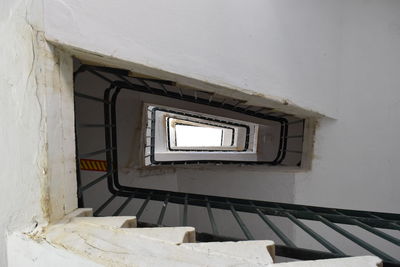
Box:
7, 233, 101, 267
0, 1, 45, 264
1, 0, 77, 265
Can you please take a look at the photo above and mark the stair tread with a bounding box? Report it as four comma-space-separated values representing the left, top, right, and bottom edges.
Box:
181, 240, 275, 264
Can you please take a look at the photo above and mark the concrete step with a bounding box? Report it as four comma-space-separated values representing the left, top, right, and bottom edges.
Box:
71, 216, 137, 228
181, 240, 275, 264
49, 209, 195, 244
273, 256, 382, 267
129, 227, 196, 244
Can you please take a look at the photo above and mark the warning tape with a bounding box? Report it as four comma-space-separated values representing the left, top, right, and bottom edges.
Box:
80, 159, 107, 172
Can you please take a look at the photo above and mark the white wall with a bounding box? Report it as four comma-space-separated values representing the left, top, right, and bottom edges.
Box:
1, 0, 78, 265
0, 1, 44, 264
43, 0, 337, 118
294, 0, 400, 212
291, 1, 400, 255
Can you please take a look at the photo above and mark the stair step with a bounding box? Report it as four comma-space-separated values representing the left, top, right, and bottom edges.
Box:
129, 227, 196, 244
181, 240, 275, 264
64, 210, 194, 244
61, 208, 93, 222
273, 256, 382, 267
71, 216, 137, 228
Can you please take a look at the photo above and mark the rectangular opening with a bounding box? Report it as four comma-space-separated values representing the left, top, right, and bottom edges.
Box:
173, 121, 230, 148
146, 105, 262, 165
167, 116, 247, 151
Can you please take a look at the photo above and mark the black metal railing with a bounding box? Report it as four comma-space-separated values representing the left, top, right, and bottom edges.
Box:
92, 187, 400, 265
74, 64, 400, 266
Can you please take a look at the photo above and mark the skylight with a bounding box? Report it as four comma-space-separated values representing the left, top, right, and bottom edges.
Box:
166, 116, 246, 151
175, 124, 225, 147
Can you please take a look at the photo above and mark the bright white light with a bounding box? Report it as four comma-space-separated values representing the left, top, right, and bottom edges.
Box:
175, 125, 222, 147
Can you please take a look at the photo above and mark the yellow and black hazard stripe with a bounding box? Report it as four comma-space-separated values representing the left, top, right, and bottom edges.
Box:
80, 159, 107, 172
